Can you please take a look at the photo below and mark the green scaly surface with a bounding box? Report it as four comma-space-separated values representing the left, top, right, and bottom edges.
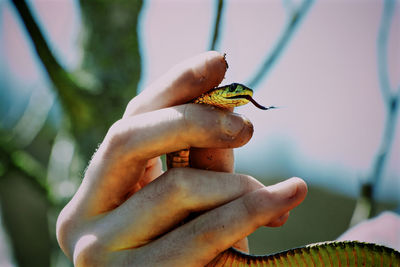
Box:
207, 241, 400, 266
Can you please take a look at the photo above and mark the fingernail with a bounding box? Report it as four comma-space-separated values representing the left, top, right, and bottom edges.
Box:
222, 113, 251, 136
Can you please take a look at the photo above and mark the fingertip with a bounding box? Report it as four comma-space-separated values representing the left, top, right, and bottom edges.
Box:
264, 178, 307, 228
124, 52, 229, 116
221, 112, 254, 147
269, 177, 308, 203
290, 177, 308, 202
205, 50, 227, 68
246, 178, 307, 226
183, 104, 254, 149
201, 51, 228, 89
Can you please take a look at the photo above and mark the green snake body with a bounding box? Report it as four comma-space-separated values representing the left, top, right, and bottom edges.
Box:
207, 241, 400, 267
166, 83, 400, 266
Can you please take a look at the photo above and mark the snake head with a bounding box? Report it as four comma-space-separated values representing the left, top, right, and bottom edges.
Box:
194, 83, 275, 110
214, 83, 274, 110
195, 83, 253, 108
215, 83, 254, 107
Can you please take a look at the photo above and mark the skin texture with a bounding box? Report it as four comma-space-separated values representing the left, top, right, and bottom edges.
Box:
56, 51, 308, 267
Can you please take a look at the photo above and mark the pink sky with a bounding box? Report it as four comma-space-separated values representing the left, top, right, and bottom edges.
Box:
1, 0, 399, 199
141, 0, 400, 198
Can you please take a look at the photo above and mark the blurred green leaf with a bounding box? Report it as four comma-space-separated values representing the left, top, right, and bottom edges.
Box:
0, 173, 51, 267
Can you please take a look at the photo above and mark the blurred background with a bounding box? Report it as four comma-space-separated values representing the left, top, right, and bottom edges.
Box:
0, 0, 399, 266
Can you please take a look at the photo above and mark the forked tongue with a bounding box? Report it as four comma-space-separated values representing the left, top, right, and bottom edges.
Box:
242, 95, 277, 110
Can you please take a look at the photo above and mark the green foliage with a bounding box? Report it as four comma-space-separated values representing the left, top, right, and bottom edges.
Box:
0, 173, 51, 267
2, 1, 143, 266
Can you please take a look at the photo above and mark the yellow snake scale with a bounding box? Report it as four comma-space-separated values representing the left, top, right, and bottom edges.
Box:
166, 83, 400, 266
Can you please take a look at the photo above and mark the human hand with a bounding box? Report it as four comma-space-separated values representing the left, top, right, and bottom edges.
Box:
56, 51, 308, 266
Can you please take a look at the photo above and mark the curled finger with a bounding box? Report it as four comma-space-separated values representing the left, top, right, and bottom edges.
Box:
124, 51, 228, 117
97, 169, 264, 251
112, 178, 307, 266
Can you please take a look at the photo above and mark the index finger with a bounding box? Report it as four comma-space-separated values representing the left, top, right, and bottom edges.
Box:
124, 51, 228, 117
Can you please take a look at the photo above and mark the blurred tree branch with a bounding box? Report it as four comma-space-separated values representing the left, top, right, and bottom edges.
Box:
79, 0, 142, 101
11, 0, 143, 160
350, 0, 400, 226
4, 2, 143, 265
248, 0, 314, 88
11, 0, 93, 131
0, 139, 53, 205
210, 0, 224, 50
76, 0, 143, 158
3, 2, 143, 266
377, 0, 396, 104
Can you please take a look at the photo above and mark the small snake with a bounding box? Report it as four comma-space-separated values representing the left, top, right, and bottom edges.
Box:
166, 83, 400, 266
166, 83, 274, 168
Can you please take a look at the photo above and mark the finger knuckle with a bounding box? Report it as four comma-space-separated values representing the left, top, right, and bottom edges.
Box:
56, 209, 74, 258
164, 168, 192, 199
237, 174, 261, 193
74, 235, 106, 267
182, 104, 202, 130
102, 119, 134, 159
105, 119, 125, 149
124, 99, 136, 116
183, 104, 223, 137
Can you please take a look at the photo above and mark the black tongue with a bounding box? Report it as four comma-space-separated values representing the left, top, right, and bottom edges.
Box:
242, 95, 276, 110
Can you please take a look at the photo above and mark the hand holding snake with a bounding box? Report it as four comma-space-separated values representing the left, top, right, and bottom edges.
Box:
56, 52, 398, 266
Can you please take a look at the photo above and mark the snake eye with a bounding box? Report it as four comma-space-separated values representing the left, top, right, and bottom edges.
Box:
229, 83, 237, 92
